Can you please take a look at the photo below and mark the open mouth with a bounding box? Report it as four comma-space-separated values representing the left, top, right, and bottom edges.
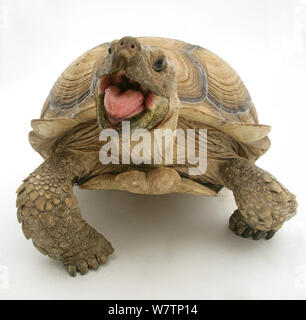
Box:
98, 71, 155, 125
96, 70, 168, 130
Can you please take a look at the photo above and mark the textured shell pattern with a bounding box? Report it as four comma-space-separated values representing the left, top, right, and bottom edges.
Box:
30, 37, 271, 159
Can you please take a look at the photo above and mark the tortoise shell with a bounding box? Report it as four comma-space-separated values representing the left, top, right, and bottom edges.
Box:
30, 37, 270, 159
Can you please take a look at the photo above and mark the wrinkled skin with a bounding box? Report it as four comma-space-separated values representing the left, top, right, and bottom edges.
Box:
16, 36, 297, 276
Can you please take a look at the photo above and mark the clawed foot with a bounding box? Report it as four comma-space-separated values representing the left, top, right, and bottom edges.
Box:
61, 227, 114, 276
30, 220, 115, 276
222, 159, 297, 240
229, 209, 276, 240
16, 152, 116, 276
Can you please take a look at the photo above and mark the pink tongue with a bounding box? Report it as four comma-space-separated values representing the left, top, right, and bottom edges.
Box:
104, 86, 145, 124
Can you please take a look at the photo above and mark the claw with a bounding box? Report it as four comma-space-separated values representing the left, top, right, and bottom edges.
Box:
66, 264, 77, 277
77, 261, 89, 275
252, 230, 265, 240
97, 254, 108, 264
242, 226, 253, 238
87, 257, 99, 270
265, 230, 276, 240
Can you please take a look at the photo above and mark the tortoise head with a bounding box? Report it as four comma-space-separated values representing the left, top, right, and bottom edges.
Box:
94, 36, 179, 132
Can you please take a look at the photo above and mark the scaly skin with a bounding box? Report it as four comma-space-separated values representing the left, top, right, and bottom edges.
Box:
220, 158, 297, 240
16, 151, 114, 276
17, 36, 299, 275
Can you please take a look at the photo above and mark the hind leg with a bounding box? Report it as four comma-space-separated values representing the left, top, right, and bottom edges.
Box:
220, 158, 297, 240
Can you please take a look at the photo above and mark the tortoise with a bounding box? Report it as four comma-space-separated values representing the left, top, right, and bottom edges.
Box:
16, 36, 297, 276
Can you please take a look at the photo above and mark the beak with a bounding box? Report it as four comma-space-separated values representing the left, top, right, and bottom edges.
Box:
109, 36, 142, 73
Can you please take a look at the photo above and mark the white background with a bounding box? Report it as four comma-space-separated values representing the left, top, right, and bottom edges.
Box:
1, 0, 306, 299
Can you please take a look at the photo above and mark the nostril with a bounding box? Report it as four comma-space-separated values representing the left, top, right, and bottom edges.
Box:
118, 38, 139, 52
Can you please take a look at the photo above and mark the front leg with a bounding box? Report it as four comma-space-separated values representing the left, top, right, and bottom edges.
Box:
16, 151, 114, 276
220, 158, 297, 240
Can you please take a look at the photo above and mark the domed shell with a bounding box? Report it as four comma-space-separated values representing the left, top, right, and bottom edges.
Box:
30, 37, 270, 159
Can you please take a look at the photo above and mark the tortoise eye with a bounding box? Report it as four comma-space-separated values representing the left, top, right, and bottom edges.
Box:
153, 57, 166, 72
108, 47, 112, 55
